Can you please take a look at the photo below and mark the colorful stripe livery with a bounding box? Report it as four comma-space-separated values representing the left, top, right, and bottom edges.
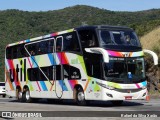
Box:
104, 80, 147, 89
5, 53, 89, 92
106, 50, 144, 57
7, 29, 74, 47
5, 26, 147, 101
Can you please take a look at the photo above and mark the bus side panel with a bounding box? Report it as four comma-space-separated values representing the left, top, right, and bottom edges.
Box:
5, 58, 21, 97
64, 53, 103, 100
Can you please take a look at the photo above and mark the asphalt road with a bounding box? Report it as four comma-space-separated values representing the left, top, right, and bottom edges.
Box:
0, 96, 159, 120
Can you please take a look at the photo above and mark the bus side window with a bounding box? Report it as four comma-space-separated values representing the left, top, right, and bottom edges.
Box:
69, 66, 81, 80
56, 65, 61, 80
48, 40, 54, 53
21, 44, 29, 57
63, 65, 69, 79
63, 65, 81, 80
63, 32, 80, 52
26, 43, 36, 56
100, 31, 112, 45
6, 44, 29, 59
56, 37, 62, 52
17, 44, 28, 58
12, 46, 18, 59
85, 54, 102, 79
26, 40, 54, 56
38, 41, 49, 55
28, 66, 53, 81
28, 68, 38, 81
78, 30, 98, 48
6, 47, 12, 59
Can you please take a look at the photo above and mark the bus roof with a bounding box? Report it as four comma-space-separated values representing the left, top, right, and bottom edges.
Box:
76, 25, 133, 31
6, 25, 133, 47
7, 28, 74, 47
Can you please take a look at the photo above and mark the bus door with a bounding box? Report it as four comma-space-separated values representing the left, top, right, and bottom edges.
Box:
53, 36, 64, 98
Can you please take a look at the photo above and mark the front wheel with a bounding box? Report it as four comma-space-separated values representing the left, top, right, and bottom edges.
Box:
22, 88, 32, 103
2, 94, 6, 98
76, 87, 86, 106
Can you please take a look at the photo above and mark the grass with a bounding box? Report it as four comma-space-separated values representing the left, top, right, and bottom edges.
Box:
140, 26, 160, 67
140, 26, 160, 51
140, 26, 160, 95
149, 90, 160, 99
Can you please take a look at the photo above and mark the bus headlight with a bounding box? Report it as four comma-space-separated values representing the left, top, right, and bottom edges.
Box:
105, 85, 115, 90
142, 92, 146, 97
141, 86, 147, 90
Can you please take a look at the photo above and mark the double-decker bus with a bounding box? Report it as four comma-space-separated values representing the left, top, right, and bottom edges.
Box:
5, 25, 158, 105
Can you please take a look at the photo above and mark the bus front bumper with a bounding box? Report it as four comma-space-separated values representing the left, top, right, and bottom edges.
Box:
102, 88, 147, 101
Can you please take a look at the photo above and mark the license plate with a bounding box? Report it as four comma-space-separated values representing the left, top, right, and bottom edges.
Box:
125, 96, 132, 100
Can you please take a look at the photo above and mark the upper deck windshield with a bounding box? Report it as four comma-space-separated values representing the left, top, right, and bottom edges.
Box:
99, 30, 141, 47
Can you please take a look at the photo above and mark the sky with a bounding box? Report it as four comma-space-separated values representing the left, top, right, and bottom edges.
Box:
0, 0, 160, 12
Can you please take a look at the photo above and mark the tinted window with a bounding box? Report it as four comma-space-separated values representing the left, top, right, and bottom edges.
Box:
26, 39, 54, 56
100, 31, 113, 45
26, 43, 37, 56
6, 44, 29, 59
28, 66, 53, 81
56, 37, 63, 52
63, 32, 80, 52
104, 57, 145, 80
0, 83, 5, 86
99, 30, 141, 47
63, 65, 81, 80
6, 47, 12, 59
56, 65, 61, 80
84, 54, 102, 79
69, 65, 81, 79
78, 30, 98, 48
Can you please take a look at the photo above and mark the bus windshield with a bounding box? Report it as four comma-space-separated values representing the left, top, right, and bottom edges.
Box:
99, 30, 141, 47
104, 57, 145, 83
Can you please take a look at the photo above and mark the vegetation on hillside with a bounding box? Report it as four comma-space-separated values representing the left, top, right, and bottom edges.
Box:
0, 5, 160, 82
140, 26, 160, 66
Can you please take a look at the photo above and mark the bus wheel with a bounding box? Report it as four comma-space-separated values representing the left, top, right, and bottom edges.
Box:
2, 94, 6, 98
47, 99, 56, 104
22, 88, 32, 103
16, 88, 22, 102
111, 100, 123, 106
76, 87, 86, 106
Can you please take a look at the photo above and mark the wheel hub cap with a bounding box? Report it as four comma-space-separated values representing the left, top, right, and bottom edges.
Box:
26, 91, 30, 100
78, 92, 85, 101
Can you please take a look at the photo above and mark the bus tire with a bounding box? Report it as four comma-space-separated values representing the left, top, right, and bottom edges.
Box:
2, 94, 6, 98
111, 100, 123, 106
47, 99, 56, 104
16, 88, 22, 102
22, 88, 32, 103
76, 87, 86, 106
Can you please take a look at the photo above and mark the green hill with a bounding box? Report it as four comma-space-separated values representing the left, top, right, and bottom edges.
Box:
0, 5, 160, 81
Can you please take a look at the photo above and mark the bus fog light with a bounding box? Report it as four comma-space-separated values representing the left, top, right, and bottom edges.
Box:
106, 93, 113, 98
142, 92, 146, 97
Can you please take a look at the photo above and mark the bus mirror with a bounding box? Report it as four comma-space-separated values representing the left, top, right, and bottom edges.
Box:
85, 48, 109, 63
143, 49, 158, 65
